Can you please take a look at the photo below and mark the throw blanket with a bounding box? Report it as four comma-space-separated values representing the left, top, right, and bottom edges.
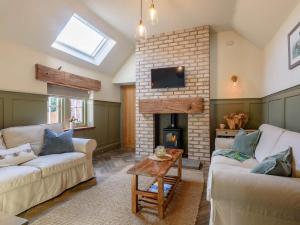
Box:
213, 149, 251, 162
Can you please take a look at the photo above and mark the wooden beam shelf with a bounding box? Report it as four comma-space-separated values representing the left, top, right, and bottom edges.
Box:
139, 97, 204, 114
35, 64, 101, 91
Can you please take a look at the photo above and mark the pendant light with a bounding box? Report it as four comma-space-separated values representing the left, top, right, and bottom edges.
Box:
149, 0, 158, 25
135, 0, 147, 40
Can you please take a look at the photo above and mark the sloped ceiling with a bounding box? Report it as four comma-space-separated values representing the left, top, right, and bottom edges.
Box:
0, 0, 134, 75
0, 0, 299, 76
81, 0, 300, 48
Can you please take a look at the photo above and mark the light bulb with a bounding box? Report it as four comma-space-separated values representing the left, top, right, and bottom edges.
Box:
135, 20, 147, 40
149, 3, 158, 25
231, 75, 238, 87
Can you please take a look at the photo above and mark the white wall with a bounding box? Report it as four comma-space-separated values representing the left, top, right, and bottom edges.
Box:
113, 54, 136, 84
263, 2, 300, 96
210, 30, 263, 99
0, 39, 120, 102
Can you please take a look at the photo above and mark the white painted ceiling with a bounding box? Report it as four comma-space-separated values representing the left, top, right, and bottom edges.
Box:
0, 0, 134, 75
80, 0, 300, 47
0, 0, 299, 75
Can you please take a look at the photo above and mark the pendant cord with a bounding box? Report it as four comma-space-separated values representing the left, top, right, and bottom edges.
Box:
140, 0, 143, 20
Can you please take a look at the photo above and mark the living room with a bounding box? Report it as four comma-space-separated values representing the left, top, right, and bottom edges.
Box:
0, 0, 300, 225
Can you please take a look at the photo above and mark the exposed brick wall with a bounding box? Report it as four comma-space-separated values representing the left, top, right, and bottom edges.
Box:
135, 26, 210, 164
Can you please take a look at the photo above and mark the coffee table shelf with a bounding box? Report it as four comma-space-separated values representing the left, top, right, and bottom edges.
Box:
127, 149, 183, 219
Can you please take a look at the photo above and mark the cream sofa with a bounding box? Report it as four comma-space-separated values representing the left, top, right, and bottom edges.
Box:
0, 123, 97, 215
208, 124, 300, 225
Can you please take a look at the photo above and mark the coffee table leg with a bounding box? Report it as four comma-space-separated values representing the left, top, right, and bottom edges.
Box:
158, 177, 165, 219
131, 175, 138, 213
178, 155, 182, 181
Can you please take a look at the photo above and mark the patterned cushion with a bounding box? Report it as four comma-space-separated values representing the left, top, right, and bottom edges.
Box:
0, 132, 6, 149
0, 143, 36, 167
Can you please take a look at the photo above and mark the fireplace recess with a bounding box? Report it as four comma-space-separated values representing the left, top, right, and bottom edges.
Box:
155, 113, 187, 157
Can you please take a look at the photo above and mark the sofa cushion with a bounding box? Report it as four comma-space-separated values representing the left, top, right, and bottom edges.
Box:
251, 148, 292, 177
0, 143, 36, 167
22, 152, 86, 177
41, 123, 64, 134
1, 124, 64, 155
2, 125, 43, 155
212, 155, 259, 169
0, 132, 6, 149
0, 166, 41, 194
255, 124, 285, 162
39, 129, 74, 156
272, 130, 300, 178
233, 129, 261, 157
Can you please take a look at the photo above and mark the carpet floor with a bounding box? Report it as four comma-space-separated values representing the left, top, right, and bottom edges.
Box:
30, 165, 204, 225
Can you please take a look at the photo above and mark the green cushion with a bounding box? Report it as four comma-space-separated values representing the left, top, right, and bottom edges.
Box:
251, 148, 292, 177
232, 129, 261, 157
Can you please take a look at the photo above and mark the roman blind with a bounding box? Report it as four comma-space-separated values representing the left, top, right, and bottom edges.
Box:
47, 83, 90, 99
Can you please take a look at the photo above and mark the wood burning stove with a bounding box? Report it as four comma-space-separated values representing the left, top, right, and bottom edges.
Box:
163, 114, 183, 148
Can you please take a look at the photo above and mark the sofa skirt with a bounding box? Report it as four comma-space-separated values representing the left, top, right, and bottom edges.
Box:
0, 162, 90, 215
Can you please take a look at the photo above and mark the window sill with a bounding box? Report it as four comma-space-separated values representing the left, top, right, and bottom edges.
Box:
64, 126, 96, 132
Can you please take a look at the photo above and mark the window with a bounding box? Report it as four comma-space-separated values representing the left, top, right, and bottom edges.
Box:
51, 14, 116, 65
47, 96, 63, 124
70, 99, 85, 124
47, 96, 87, 128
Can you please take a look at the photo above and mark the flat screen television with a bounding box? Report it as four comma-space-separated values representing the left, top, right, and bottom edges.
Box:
151, 66, 185, 89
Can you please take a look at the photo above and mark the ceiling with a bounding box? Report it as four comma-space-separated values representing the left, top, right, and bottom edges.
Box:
81, 0, 300, 47
0, 0, 298, 76
0, 0, 134, 75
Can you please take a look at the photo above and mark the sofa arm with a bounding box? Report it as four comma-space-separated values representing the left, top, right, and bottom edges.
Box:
215, 137, 234, 150
72, 138, 97, 154
211, 169, 300, 221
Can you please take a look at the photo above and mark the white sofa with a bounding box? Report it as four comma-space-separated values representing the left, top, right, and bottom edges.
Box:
208, 124, 300, 225
0, 123, 97, 215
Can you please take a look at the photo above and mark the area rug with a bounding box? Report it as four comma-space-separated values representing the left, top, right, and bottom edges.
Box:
31, 165, 204, 225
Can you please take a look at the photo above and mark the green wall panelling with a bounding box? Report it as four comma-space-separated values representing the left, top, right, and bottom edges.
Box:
210, 98, 263, 152
285, 95, 300, 132
0, 98, 4, 129
0, 90, 121, 152
262, 84, 300, 133
267, 99, 283, 127
0, 90, 47, 129
93, 100, 121, 151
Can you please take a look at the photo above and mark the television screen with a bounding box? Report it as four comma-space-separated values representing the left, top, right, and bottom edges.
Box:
151, 66, 185, 89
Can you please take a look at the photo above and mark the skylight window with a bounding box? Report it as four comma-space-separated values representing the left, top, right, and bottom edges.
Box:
52, 14, 116, 65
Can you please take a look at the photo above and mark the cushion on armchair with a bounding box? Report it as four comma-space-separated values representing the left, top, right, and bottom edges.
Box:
39, 129, 75, 156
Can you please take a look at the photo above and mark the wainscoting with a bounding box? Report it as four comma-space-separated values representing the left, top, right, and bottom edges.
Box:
210, 84, 300, 151
210, 98, 262, 151
0, 90, 121, 151
0, 90, 47, 128
262, 84, 300, 132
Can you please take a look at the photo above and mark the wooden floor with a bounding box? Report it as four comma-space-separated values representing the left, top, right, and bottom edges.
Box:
20, 149, 210, 225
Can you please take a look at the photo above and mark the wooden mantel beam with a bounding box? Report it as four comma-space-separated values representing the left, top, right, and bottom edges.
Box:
139, 97, 204, 114
35, 64, 101, 91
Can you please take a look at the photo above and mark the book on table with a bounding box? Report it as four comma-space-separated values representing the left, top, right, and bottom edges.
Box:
149, 182, 172, 197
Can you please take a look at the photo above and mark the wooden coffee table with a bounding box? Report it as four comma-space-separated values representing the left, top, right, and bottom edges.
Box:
127, 149, 183, 219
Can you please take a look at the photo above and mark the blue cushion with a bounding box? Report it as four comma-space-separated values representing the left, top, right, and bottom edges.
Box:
39, 129, 75, 156
232, 129, 261, 157
251, 148, 292, 177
